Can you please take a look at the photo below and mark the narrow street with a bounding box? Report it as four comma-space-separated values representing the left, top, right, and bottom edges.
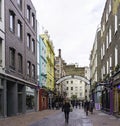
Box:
0, 108, 120, 126
29, 108, 93, 126
29, 108, 120, 126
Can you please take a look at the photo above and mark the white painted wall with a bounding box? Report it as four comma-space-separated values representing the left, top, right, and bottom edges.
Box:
65, 78, 86, 100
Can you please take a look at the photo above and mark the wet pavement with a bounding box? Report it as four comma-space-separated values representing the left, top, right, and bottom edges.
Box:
0, 108, 120, 126
29, 109, 93, 126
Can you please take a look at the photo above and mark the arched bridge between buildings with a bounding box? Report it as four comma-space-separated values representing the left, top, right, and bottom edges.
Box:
56, 75, 90, 85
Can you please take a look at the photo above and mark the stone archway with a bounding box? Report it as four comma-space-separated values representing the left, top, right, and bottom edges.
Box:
56, 75, 90, 85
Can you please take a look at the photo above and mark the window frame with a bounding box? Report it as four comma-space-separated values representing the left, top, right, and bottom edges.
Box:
32, 13, 35, 28
9, 47, 15, 69
27, 5, 30, 22
17, 20, 22, 40
27, 33, 31, 49
9, 10, 15, 32
17, 0, 22, 10
31, 64, 35, 79
27, 61, 31, 77
31, 39, 35, 53
18, 53, 23, 73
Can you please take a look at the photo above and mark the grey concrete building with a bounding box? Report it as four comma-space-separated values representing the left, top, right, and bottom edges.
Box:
0, 0, 37, 117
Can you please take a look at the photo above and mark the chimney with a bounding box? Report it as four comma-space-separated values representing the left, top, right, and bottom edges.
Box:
58, 49, 61, 58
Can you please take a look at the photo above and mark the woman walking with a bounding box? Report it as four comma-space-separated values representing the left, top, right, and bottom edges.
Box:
62, 100, 71, 123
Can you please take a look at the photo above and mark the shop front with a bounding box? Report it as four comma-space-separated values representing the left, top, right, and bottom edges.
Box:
101, 88, 110, 112
113, 86, 120, 115
39, 88, 48, 111
113, 71, 120, 116
0, 73, 37, 118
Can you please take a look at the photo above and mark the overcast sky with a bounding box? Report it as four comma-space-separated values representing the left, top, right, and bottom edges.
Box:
31, 0, 106, 67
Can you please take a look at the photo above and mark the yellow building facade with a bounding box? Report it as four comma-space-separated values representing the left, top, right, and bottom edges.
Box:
41, 32, 55, 91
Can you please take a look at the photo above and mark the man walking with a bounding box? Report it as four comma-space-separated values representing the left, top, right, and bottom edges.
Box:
84, 100, 89, 116
62, 100, 71, 123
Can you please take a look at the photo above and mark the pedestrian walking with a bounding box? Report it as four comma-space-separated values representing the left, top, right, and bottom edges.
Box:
78, 101, 81, 109
89, 100, 94, 114
84, 100, 89, 116
62, 100, 71, 123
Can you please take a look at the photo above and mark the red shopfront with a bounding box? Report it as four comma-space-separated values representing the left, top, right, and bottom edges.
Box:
39, 88, 48, 111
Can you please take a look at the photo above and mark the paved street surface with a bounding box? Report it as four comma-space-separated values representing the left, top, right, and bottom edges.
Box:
0, 108, 120, 126
29, 109, 92, 126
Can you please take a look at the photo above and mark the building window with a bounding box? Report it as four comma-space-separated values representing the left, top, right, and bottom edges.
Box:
17, 20, 22, 39
18, 53, 23, 73
66, 87, 68, 90
115, 46, 118, 66
27, 34, 30, 49
103, 65, 105, 76
32, 64, 35, 79
103, 43, 105, 56
31, 39, 35, 53
27, 5, 30, 22
75, 87, 77, 91
27, 61, 31, 77
106, 33, 108, 49
32, 13, 35, 28
106, 10, 108, 22
9, 48, 15, 69
0, 0, 1, 20
109, 0, 111, 14
80, 93, 82, 97
101, 47, 103, 59
9, 10, 15, 32
107, 60, 109, 74
115, 14, 118, 33
71, 81, 73, 84
17, 0, 22, 10
71, 87, 73, 90
109, 26, 112, 43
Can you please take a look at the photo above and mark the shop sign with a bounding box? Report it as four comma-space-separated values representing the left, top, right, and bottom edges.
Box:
117, 85, 120, 89
113, 74, 120, 81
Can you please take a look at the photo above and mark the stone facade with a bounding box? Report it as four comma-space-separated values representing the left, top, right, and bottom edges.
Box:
90, 0, 120, 115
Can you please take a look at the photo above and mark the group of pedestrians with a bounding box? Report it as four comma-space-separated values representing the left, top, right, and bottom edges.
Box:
61, 99, 94, 124
84, 99, 94, 116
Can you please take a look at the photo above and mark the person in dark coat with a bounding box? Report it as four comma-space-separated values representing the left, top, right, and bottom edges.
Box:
84, 100, 89, 116
89, 100, 94, 114
62, 100, 71, 123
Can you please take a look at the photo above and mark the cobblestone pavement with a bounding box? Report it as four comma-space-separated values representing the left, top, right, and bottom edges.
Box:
0, 108, 120, 126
